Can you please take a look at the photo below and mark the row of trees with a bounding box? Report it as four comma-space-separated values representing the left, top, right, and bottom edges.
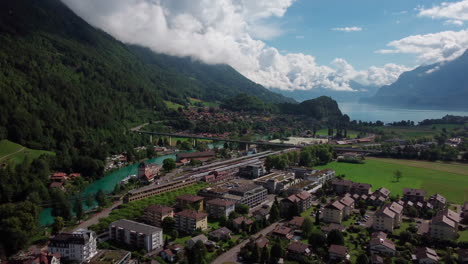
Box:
265, 145, 334, 171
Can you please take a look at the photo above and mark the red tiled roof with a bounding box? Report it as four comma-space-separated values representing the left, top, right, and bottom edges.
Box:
176, 210, 207, 220
329, 245, 348, 257
145, 204, 173, 214
288, 216, 305, 227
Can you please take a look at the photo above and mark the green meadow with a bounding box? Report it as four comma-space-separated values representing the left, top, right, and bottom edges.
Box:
315, 158, 468, 204
0, 140, 55, 166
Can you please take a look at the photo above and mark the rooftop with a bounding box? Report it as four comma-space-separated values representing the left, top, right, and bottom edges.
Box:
111, 219, 162, 235
89, 250, 130, 264
206, 198, 236, 207
176, 210, 208, 220
328, 244, 348, 257
144, 204, 174, 214
177, 194, 204, 203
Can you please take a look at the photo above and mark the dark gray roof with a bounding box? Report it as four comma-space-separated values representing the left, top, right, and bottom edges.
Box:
111, 219, 162, 235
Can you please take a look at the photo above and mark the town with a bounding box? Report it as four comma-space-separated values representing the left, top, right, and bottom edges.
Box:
6, 143, 468, 264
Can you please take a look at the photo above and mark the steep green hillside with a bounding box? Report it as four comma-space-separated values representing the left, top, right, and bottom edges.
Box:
0, 140, 54, 167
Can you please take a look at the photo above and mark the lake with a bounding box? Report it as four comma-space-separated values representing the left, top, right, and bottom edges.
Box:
339, 102, 468, 123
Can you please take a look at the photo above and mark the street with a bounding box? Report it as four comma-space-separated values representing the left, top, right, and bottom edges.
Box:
74, 200, 123, 231
213, 222, 280, 264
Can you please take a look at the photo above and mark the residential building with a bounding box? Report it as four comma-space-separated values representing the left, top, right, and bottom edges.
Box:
305, 169, 335, 185
176, 151, 215, 162
49, 229, 98, 263
89, 250, 131, 264
331, 179, 353, 195
252, 207, 270, 221
429, 194, 447, 210
280, 191, 313, 216
429, 209, 460, 240
272, 225, 293, 240
205, 198, 235, 219
373, 187, 391, 199
351, 182, 372, 195
369, 232, 396, 256
176, 194, 204, 211
160, 249, 176, 263
174, 209, 208, 233
232, 216, 253, 231
458, 248, 468, 264
373, 202, 403, 232
239, 164, 265, 179
287, 242, 311, 260
328, 245, 349, 261
142, 204, 174, 228
186, 234, 208, 249
403, 188, 426, 202
228, 184, 267, 208
287, 216, 305, 230
323, 200, 345, 224
137, 162, 160, 183
6, 252, 61, 264
339, 196, 355, 217
411, 247, 439, 264
208, 227, 232, 241
254, 171, 299, 194
109, 219, 163, 252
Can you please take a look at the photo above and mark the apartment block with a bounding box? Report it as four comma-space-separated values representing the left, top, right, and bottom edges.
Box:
109, 219, 163, 252
142, 204, 174, 227
174, 209, 208, 233
49, 229, 98, 263
205, 198, 236, 219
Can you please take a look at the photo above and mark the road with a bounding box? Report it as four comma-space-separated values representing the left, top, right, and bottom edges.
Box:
73, 200, 123, 231
213, 222, 280, 264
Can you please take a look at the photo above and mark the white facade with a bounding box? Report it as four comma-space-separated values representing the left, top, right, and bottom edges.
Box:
49, 229, 98, 263
109, 219, 163, 252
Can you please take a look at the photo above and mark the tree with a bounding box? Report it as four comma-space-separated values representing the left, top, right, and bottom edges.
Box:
251, 244, 261, 263
74, 200, 84, 222
315, 208, 321, 225
235, 204, 249, 215
187, 240, 208, 264
359, 208, 366, 217
170, 229, 178, 240
85, 195, 94, 209
269, 202, 280, 222
260, 246, 269, 264
162, 217, 175, 232
270, 243, 285, 260
302, 217, 314, 237
52, 216, 64, 235
357, 254, 370, 264
309, 230, 326, 249
327, 229, 344, 245
393, 170, 403, 182
95, 189, 108, 208
163, 158, 176, 172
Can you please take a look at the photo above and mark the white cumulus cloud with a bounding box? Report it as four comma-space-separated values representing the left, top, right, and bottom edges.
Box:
418, 0, 468, 25
60, 0, 403, 91
331, 26, 363, 32
376, 30, 468, 64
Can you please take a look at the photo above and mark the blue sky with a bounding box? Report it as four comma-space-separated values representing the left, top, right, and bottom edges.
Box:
263, 0, 464, 69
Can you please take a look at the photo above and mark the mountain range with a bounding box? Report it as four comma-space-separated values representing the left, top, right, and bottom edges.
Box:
362, 50, 468, 109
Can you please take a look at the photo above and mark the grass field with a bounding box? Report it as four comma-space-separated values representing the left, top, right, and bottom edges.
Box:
315, 129, 359, 139
315, 159, 468, 204
164, 100, 184, 110
367, 157, 468, 176
0, 140, 54, 166
188, 97, 219, 107
376, 124, 464, 139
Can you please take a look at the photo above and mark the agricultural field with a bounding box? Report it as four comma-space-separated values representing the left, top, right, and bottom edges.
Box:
164, 100, 184, 110
315, 158, 468, 204
375, 123, 464, 139
188, 97, 219, 108
0, 140, 54, 166
89, 183, 208, 233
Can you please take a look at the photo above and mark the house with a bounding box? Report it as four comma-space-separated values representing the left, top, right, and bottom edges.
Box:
271, 225, 293, 240
328, 245, 349, 261
280, 191, 313, 216
371, 255, 384, 264
143, 204, 174, 228
287, 242, 311, 260
254, 235, 269, 249
372, 187, 391, 200
176, 151, 216, 162
6, 252, 61, 264
429, 209, 460, 240
373, 202, 403, 232
186, 234, 208, 249
205, 198, 235, 219
321, 223, 346, 234
49, 229, 98, 263
160, 249, 176, 263
458, 248, 468, 264
50, 172, 67, 182
351, 182, 372, 195
137, 162, 161, 183
411, 247, 439, 264
287, 216, 305, 230
49, 181, 65, 191
109, 219, 163, 252
429, 194, 447, 210
339, 196, 355, 217
208, 227, 232, 241
323, 200, 345, 224
239, 164, 265, 179
369, 232, 396, 256
176, 194, 204, 211
232, 216, 253, 231
331, 179, 353, 194
174, 210, 208, 233
89, 250, 131, 264
228, 184, 267, 208
403, 188, 426, 202
252, 207, 270, 221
